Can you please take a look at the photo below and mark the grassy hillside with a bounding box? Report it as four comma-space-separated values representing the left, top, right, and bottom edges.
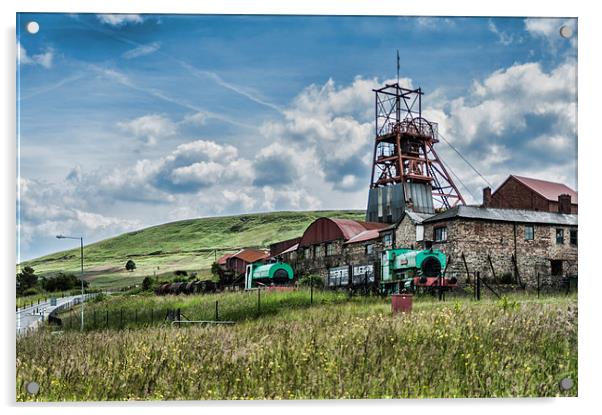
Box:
19, 210, 364, 289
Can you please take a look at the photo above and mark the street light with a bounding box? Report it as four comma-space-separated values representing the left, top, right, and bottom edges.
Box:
56, 234, 85, 331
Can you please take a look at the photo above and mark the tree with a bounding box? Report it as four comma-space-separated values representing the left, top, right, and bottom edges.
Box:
125, 259, 136, 272
16, 266, 38, 294
142, 276, 153, 291
41, 273, 88, 292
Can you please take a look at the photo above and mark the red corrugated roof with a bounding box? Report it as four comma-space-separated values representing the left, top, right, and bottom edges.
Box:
344, 229, 381, 244
300, 217, 389, 246
510, 175, 578, 204
216, 253, 232, 265
230, 248, 269, 264
280, 243, 299, 255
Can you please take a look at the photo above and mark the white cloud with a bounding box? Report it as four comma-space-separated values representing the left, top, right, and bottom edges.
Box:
122, 42, 160, 59
117, 114, 177, 146
18, 42, 54, 68
524, 18, 577, 49
488, 20, 514, 46
97, 14, 143, 26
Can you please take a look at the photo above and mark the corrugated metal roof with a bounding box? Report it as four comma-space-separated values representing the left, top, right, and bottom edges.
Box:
328, 218, 388, 240
230, 248, 270, 264
344, 229, 381, 244
423, 205, 578, 226
405, 210, 434, 224
504, 175, 578, 204
280, 243, 299, 255
216, 253, 232, 265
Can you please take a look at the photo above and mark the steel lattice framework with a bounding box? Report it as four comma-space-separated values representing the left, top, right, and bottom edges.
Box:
369, 83, 465, 210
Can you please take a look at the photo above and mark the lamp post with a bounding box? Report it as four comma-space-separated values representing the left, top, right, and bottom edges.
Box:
56, 235, 85, 331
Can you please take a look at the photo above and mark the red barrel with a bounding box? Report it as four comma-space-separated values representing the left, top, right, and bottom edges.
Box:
392, 293, 413, 313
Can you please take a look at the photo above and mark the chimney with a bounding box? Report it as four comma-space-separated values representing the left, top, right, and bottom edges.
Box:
482, 187, 492, 207
558, 194, 572, 214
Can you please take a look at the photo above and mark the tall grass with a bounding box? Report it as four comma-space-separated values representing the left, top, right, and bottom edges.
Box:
17, 295, 577, 401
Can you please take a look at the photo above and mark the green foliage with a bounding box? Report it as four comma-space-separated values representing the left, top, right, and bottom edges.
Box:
40, 273, 89, 292
125, 259, 136, 272
298, 274, 324, 288
142, 277, 154, 291
497, 295, 520, 312
17, 294, 577, 400
16, 266, 37, 294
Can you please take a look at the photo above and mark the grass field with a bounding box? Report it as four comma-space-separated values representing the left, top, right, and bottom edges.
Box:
16, 290, 577, 401
17, 210, 364, 289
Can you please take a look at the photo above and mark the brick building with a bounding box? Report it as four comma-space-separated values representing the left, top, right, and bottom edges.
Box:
483, 175, 577, 214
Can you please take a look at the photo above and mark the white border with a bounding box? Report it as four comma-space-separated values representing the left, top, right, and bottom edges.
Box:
2, 1, 600, 414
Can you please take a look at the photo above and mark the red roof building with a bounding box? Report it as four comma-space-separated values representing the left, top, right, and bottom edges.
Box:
225, 248, 270, 276
483, 175, 577, 214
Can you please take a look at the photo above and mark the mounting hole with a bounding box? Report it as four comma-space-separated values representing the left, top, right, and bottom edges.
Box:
559, 25, 573, 39
25, 381, 40, 395
26, 21, 40, 35
559, 377, 574, 391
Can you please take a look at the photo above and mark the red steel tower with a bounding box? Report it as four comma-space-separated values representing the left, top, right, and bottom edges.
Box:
366, 82, 464, 223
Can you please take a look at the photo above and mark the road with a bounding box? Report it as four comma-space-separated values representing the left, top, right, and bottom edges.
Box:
16, 293, 95, 336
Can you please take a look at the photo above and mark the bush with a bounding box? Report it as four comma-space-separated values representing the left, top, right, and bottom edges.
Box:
142, 276, 154, 291
499, 272, 515, 284
41, 273, 89, 292
125, 260, 136, 272
174, 270, 188, 277
298, 274, 324, 288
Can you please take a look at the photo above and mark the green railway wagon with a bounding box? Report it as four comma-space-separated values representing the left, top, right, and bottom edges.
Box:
245, 262, 294, 289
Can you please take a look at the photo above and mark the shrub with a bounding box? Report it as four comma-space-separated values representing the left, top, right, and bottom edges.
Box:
142, 277, 154, 291
298, 274, 324, 288
500, 272, 515, 284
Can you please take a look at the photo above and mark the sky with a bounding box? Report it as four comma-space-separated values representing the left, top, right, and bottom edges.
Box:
16, 13, 578, 261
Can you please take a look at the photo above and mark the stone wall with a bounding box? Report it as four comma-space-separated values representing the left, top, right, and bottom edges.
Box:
394, 215, 420, 249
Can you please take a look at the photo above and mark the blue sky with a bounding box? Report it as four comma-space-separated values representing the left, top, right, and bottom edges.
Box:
16, 13, 577, 261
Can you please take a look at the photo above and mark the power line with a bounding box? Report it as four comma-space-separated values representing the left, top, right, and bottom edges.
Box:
437, 132, 495, 190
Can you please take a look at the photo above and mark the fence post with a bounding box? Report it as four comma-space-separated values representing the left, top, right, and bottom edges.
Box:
310, 278, 313, 305
215, 300, 219, 321
135, 309, 138, 325
257, 288, 261, 314
476, 271, 481, 301
537, 272, 540, 299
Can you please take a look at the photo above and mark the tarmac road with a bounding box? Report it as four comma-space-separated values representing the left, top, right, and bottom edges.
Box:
16, 293, 95, 336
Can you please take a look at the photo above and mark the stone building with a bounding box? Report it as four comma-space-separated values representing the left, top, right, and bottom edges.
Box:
421, 206, 578, 287
484, 175, 578, 214
266, 175, 578, 290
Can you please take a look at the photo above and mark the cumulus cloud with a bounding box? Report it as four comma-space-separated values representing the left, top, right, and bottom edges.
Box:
122, 42, 161, 59
117, 114, 177, 146
524, 17, 577, 49
423, 58, 577, 202
97, 14, 143, 26
17, 177, 141, 255
18, 42, 54, 68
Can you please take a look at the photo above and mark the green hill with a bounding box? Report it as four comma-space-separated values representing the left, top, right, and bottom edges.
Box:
19, 210, 365, 289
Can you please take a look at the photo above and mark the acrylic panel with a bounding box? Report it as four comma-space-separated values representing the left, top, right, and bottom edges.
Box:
16, 13, 578, 401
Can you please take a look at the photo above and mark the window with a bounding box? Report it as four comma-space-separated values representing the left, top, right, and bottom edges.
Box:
551, 260, 563, 276
304, 247, 311, 259
326, 243, 335, 256
365, 244, 374, 255
434, 226, 448, 242
570, 229, 577, 246
314, 245, 324, 258
383, 233, 393, 247
524, 225, 534, 241
556, 228, 564, 245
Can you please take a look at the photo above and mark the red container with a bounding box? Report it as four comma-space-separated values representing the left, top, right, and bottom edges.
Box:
392, 293, 413, 313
